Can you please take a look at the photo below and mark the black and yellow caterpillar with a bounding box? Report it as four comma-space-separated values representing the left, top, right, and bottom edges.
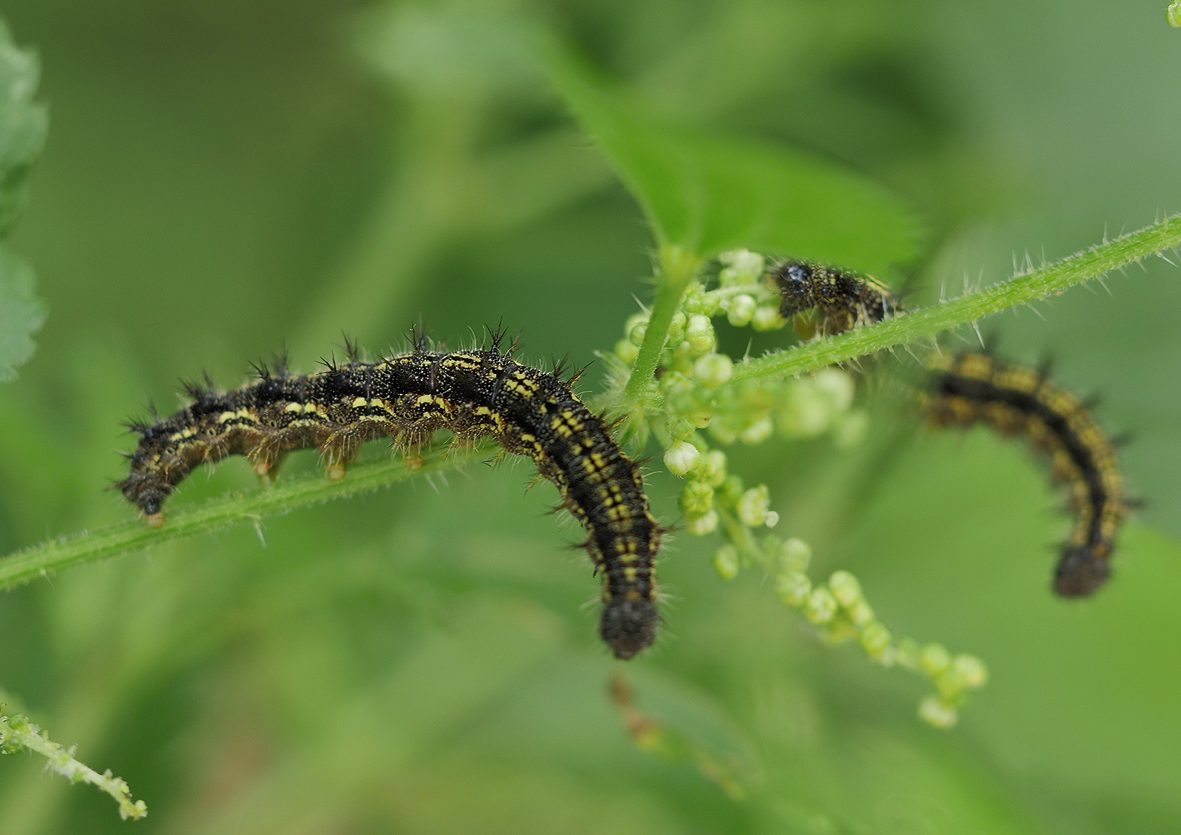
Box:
924, 352, 1126, 595
119, 333, 662, 659
770, 258, 1129, 595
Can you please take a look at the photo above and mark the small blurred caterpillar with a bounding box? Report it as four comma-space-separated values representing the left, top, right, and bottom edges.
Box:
925, 352, 1126, 595
770, 258, 1129, 595
118, 330, 663, 659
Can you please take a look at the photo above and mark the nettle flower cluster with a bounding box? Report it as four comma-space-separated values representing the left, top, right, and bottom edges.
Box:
610, 250, 987, 727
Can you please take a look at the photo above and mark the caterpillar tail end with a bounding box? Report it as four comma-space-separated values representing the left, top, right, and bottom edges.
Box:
1054, 546, 1111, 597
600, 599, 659, 660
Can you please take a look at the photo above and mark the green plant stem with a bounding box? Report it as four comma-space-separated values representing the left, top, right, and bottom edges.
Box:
0, 444, 487, 593
725, 215, 1181, 387
0, 707, 147, 821
623, 244, 702, 401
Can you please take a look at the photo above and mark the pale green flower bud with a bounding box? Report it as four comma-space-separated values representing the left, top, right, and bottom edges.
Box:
812, 368, 855, 412
686, 315, 716, 355
713, 545, 740, 580
726, 294, 756, 327
681, 282, 709, 314
614, 338, 639, 365
833, 410, 869, 449
667, 310, 688, 343
779, 380, 833, 437
859, 621, 892, 660
918, 695, 958, 729
953, 655, 989, 689
805, 587, 838, 624
919, 643, 951, 677
751, 306, 785, 332
775, 572, 811, 606
848, 599, 875, 626
828, 570, 862, 608
686, 509, 718, 535
693, 353, 733, 387
680, 480, 714, 516
718, 249, 765, 284
698, 450, 727, 486
778, 538, 812, 573
628, 319, 649, 347
738, 415, 773, 444
663, 441, 701, 477
736, 485, 771, 526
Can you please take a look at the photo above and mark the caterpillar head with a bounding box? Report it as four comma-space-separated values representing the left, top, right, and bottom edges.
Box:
772, 260, 818, 316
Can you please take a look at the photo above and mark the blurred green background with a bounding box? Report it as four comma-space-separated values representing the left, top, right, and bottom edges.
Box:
2, 1, 1180, 832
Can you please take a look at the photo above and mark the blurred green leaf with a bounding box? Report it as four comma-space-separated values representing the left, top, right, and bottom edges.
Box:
353, 4, 545, 100
0, 246, 44, 382
0, 18, 47, 237
0, 18, 46, 382
548, 52, 922, 272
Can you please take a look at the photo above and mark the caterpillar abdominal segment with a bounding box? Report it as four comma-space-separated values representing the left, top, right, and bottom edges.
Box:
771, 259, 900, 335
118, 340, 663, 659
924, 353, 1126, 596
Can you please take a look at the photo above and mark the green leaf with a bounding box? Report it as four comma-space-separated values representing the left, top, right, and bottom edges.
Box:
548, 52, 921, 273
0, 246, 45, 381
0, 19, 48, 237
0, 18, 47, 382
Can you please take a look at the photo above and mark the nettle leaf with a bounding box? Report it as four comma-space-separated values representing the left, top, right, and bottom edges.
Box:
0, 18, 47, 381
549, 54, 921, 273
0, 247, 45, 382
0, 20, 47, 237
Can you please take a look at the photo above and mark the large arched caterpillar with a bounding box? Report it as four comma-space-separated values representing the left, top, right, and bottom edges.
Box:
118, 331, 663, 659
769, 258, 1129, 595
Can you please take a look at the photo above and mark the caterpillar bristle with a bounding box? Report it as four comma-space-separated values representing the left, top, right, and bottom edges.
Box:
1109, 431, 1136, 448
485, 318, 508, 354
248, 358, 272, 381
341, 332, 362, 364
180, 377, 216, 405
122, 417, 153, 436
566, 361, 593, 386
271, 347, 290, 376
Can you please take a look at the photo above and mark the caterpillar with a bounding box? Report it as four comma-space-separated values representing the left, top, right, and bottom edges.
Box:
925, 352, 1127, 596
770, 258, 1129, 595
771, 259, 900, 336
118, 331, 663, 659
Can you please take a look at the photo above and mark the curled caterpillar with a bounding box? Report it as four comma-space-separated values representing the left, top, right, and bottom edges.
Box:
770, 258, 1129, 595
771, 259, 900, 335
118, 333, 663, 660
925, 353, 1127, 596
